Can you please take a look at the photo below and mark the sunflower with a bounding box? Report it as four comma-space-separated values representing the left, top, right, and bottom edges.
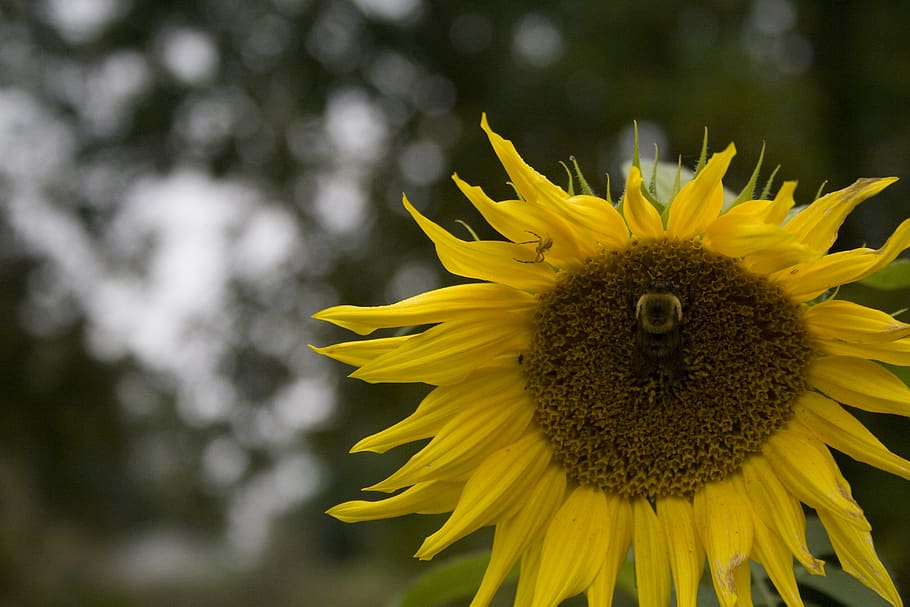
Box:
314, 115, 910, 607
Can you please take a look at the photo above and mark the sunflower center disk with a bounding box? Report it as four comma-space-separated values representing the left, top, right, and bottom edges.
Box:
525, 239, 814, 499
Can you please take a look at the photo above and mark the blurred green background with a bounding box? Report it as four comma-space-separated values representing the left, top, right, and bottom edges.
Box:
1, 0, 909, 605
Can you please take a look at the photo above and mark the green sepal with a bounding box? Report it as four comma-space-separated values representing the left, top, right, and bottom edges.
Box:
693, 126, 709, 175
618, 122, 665, 217
634, 131, 664, 210
672, 156, 683, 199
559, 160, 575, 196
631, 120, 642, 172
858, 259, 910, 290
455, 219, 481, 241
638, 172, 665, 211
571, 156, 595, 196
621, 125, 765, 220
560, 157, 595, 197
622, 159, 689, 213
647, 143, 661, 199
507, 181, 524, 201
728, 142, 766, 209
390, 551, 517, 607
758, 164, 781, 200
622, 158, 743, 216
813, 180, 828, 201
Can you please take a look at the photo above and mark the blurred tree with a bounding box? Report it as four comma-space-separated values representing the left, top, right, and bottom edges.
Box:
1, 0, 909, 605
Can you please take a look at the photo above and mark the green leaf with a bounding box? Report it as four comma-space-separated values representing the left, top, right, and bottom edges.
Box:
859, 259, 910, 290
391, 551, 516, 607
795, 567, 893, 607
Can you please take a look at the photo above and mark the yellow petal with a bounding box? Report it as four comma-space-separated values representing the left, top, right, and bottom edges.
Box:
667, 143, 736, 239
515, 538, 543, 607
771, 214, 910, 300
762, 425, 868, 528
715, 183, 812, 273
768, 213, 910, 301
751, 516, 807, 607
564, 194, 630, 251
453, 174, 597, 265
784, 177, 899, 253
416, 433, 552, 559
815, 335, 910, 366
804, 299, 910, 343
863, 216, 910, 277
352, 369, 525, 453
366, 394, 533, 492
470, 465, 567, 607
623, 165, 664, 240
585, 494, 633, 607
531, 485, 610, 607
769, 248, 879, 302
656, 496, 703, 607
794, 392, 910, 480
741, 247, 821, 276
314, 283, 537, 335
703, 212, 801, 258
740, 456, 824, 575
480, 114, 570, 210
817, 509, 904, 607
780, 216, 910, 300
326, 480, 463, 522
809, 356, 910, 416
632, 497, 672, 607
310, 335, 414, 368
764, 180, 798, 225
693, 475, 753, 607
722, 181, 797, 226
351, 313, 531, 384
724, 198, 770, 218
732, 560, 753, 607
404, 195, 557, 291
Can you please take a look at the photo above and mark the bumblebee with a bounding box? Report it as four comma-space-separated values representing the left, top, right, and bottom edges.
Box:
634, 280, 684, 366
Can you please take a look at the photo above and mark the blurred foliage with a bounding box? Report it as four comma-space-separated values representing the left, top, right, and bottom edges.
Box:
1, 0, 909, 605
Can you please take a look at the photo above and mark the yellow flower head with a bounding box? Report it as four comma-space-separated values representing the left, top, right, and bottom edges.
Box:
313, 115, 910, 607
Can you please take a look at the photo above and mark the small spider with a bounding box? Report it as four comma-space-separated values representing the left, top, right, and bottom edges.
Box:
514, 231, 553, 264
